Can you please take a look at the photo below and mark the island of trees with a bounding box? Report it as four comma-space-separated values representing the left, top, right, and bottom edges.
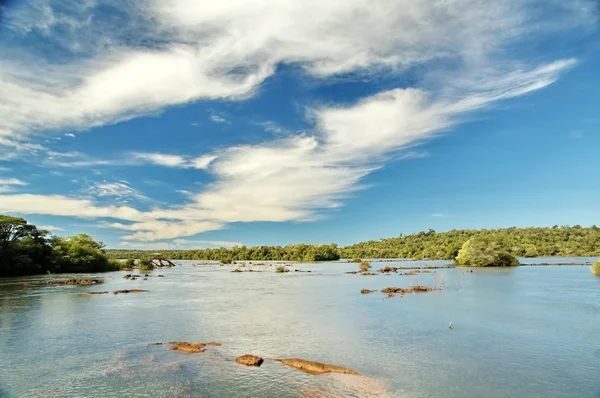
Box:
2, 214, 599, 277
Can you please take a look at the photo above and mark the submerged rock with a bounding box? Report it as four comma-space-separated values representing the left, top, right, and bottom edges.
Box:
279, 358, 360, 376
378, 266, 398, 273
48, 279, 103, 286
113, 289, 149, 295
360, 289, 376, 294
123, 274, 132, 279
360, 272, 378, 276
84, 291, 109, 295
235, 355, 264, 367
380, 285, 435, 294
167, 341, 221, 353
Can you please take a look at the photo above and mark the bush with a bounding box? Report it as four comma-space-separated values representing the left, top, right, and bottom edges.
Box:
138, 258, 155, 271
350, 257, 362, 263
220, 257, 233, 265
592, 261, 600, 276
455, 236, 520, 267
359, 261, 371, 272
275, 265, 288, 273
124, 258, 135, 268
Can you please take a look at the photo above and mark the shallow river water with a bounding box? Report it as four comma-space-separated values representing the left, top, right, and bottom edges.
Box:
1, 258, 599, 398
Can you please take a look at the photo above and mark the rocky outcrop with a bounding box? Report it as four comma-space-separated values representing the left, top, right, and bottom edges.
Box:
360, 289, 376, 294
378, 266, 398, 273
279, 358, 360, 376
123, 274, 132, 279
235, 355, 264, 366
167, 341, 221, 353
380, 285, 435, 294
84, 291, 109, 295
113, 289, 149, 294
48, 279, 103, 286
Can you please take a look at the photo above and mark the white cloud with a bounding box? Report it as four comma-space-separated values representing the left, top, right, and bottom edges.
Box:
132, 152, 188, 168
173, 239, 242, 248
87, 181, 148, 202
0, 0, 593, 241
64, 133, 75, 137
210, 114, 228, 123
119, 238, 243, 250
38, 225, 65, 232
0, 177, 28, 193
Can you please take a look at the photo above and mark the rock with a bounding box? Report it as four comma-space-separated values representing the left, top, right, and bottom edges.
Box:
144, 274, 149, 277
345, 271, 359, 275
378, 266, 398, 273
158, 275, 164, 277
387, 292, 395, 298
84, 291, 109, 295
380, 286, 435, 294
167, 341, 221, 353
232, 269, 242, 272
360, 289, 376, 294
48, 279, 103, 286
143, 278, 148, 280
410, 285, 434, 292
123, 275, 132, 279
360, 272, 378, 276
113, 289, 149, 295
279, 358, 360, 376
235, 355, 264, 367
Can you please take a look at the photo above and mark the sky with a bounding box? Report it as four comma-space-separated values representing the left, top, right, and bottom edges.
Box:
0, 0, 599, 250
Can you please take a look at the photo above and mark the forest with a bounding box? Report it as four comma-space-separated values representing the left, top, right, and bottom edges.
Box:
107, 226, 600, 261
3, 212, 599, 277
0, 215, 119, 277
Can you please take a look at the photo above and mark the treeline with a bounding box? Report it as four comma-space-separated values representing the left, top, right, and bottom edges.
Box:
0, 215, 120, 277
341, 226, 600, 260
107, 243, 341, 263
107, 226, 600, 262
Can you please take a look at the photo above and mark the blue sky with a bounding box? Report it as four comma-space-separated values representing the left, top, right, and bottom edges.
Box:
0, 0, 598, 249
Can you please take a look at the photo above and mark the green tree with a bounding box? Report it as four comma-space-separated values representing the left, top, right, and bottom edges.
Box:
138, 258, 155, 271
50, 234, 113, 273
592, 261, 600, 276
0, 216, 52, 276
455, 236, 520, 267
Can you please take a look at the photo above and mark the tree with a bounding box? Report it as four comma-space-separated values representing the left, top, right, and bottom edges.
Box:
138, 258, 155, 271
455, 236, 520, 267
0, 216, 52, 277
50, 234, 113, 273
592, 261, 600, 276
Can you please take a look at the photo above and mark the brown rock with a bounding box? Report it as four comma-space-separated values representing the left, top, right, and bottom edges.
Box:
48, 279, 103, 286
280, 358, 360, 376
235, 355, 264, 366
378, 266, 398, 273
84, 291, 109, 295
113, 289, 149, 295
387, 292, 395, 298
360, 289, 376, 294
167, 341, 221, 353
123, 274, 132, 279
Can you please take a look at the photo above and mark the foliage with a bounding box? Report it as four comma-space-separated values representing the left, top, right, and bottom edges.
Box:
124, 258, 136, 268
592, 261, 600, 276
359, 261, 371, 272
138, 258, 155, 271
107, 243, 341, 262
0, 215, 114, 277
275, 265, 289, 273
350, 257, 362, 263
455, 236, 520, 267
341, 226, 600, 260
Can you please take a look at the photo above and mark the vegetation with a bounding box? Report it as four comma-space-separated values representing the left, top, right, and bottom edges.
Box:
275, 265, 288, 273
137, 258, 155, 271
359, 261, 371, 272
124, 258, 135, 268
455, 236, 520, 267
341, 226, 600, 260
350, 257, 362, 263
107, 226, 600, 262
592, 261, 600, 276
107, 243, 341, 262
0, 215, 117, 277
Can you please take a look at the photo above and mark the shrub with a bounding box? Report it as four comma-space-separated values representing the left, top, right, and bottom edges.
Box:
124, 258, 135, 268
275, 265, 288, 273
455, 236, 520, 267
220, 257, 233, 265
138, 258, 155, 271
350, 258, 362, 263
359, 261, 371, 272
592, 261, 600, 276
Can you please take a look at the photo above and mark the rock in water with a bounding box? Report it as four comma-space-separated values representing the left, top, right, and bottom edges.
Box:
279, 358, 360, 375
113, 289, 149, 295
360, 289, 376, 294
235, 355, 264, 367
167, 341, 221, 353
48, 279, 103, 286
84, 291, 109, 295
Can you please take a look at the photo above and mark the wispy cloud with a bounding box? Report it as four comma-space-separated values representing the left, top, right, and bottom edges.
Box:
38, 225, 65, 232
64, 133, 75, 138
87, 181, 148, 202
0, 177, 28, 193
431, 213, 448, 218
0, 0, 594, 242
119, 239, 243, 250
210, 114, 228, 123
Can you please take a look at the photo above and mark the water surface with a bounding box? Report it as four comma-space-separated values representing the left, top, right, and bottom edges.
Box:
1, 259, 599, 397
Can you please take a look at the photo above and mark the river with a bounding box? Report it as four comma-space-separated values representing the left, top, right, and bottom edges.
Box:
1, 258, 599, 397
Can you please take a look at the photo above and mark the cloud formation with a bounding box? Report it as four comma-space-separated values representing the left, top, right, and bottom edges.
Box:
0, 0, 596, 244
